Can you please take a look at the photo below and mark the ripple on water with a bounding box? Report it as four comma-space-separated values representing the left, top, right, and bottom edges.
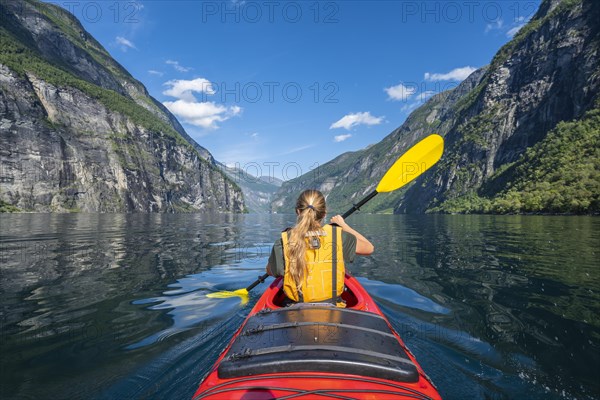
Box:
358, 277, 450, 314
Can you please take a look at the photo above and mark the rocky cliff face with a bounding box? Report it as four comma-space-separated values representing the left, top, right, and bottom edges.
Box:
272, 0, 599, 214
400, 0, 600, 213
0, 0, 243, 212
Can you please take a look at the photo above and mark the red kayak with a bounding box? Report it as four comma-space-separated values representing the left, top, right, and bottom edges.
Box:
193, 273, 442, 399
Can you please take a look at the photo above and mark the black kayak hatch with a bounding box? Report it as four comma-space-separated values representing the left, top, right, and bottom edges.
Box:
217, 305, 419, 383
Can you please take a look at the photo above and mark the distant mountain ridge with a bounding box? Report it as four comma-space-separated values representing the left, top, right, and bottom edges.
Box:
218, 163, 281, 213
0, 0, 244, 212
271, 0, 599, 215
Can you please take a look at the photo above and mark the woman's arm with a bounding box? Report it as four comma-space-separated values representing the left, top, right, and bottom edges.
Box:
330, 215, 375, 255
265, 239, 284, 276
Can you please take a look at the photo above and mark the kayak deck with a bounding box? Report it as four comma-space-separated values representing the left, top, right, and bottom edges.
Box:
218, 305, 419, 382
194, 275, 441, 400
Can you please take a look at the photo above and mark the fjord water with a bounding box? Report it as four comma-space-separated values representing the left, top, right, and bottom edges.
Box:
0, 214, 598, 400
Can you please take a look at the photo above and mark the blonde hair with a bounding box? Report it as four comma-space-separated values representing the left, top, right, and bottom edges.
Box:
287, 190, 327, 289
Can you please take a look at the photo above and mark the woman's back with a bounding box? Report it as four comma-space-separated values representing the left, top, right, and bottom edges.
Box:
266, 189, 373, 305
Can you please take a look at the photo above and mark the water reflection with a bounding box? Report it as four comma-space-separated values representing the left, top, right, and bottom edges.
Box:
0, 214, 597, 400
357, 277, 450, 314
127, 257, 272, 349
349, 214, 599, 400
0, 213, 280, 399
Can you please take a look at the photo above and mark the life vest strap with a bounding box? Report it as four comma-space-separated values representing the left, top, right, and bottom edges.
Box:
331, 225, 337, 305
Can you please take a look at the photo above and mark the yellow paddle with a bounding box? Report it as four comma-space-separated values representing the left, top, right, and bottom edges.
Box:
341, 133, 444, 217
205, 275, 265, 302
206, 134, 444, 301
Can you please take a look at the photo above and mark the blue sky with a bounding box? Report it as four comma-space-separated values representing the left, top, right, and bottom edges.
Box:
50, 0, 540, 181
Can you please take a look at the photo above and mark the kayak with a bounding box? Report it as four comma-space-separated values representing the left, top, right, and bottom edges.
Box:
193, 273, 442, 400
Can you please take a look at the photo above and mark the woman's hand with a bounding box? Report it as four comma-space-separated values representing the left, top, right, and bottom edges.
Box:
330, 215, 349, 229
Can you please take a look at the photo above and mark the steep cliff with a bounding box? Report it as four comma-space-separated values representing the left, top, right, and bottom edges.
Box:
272, 0, 599, 214
0, 0, 244, 212
400, 0, 600, 214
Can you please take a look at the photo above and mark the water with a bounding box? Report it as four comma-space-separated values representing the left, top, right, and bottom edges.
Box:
0, 213, 598, 400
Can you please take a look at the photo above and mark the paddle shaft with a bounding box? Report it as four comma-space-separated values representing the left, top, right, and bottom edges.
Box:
341, 190, 378, 219
247, 189, 380, 293
247, 273, 269, 291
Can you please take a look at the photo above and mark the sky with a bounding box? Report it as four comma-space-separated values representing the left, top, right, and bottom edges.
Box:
48, 0, 541, 181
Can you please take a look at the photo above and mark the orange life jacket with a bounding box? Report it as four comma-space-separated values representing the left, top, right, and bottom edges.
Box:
281, 224, 345, 303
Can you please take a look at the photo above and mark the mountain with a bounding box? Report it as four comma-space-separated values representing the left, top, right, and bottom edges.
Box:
0, 0, 244, 213
259, 176, 283, 187
271, 0, 599, 215
271, 67, 488, 214
218, 164, 281, 213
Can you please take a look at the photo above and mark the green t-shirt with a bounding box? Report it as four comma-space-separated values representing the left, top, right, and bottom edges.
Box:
267, 229, 357, 277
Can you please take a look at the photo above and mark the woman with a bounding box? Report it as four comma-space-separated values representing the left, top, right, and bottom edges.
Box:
266, 189, 374, 305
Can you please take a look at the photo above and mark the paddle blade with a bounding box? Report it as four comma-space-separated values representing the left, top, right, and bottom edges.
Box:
206, 288, 249, 304
376, 134, 444, 193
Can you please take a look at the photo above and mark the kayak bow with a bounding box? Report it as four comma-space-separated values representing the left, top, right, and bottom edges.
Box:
193, 274, 442, 400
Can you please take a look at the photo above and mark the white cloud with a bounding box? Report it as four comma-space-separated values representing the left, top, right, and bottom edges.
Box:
400, 102, 420, 114
116, 36, 136, 51
424, 66, 477, 82
162, 78, 216, 102
250, 132, 259, 138
330, 112, 384, 130
485, 19, 504, 33
162, 79, 242, 129
398, 91, 440, 114
148, 70, 164, 76
396, 89, 440, 114
384, 83, 416, 101
163, 99, 241, 130
334, 134, 352, 142
281, 145, 315, 155
507, 24, 526, 38
166, 59, 193, 73
486, 15, 530, 38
